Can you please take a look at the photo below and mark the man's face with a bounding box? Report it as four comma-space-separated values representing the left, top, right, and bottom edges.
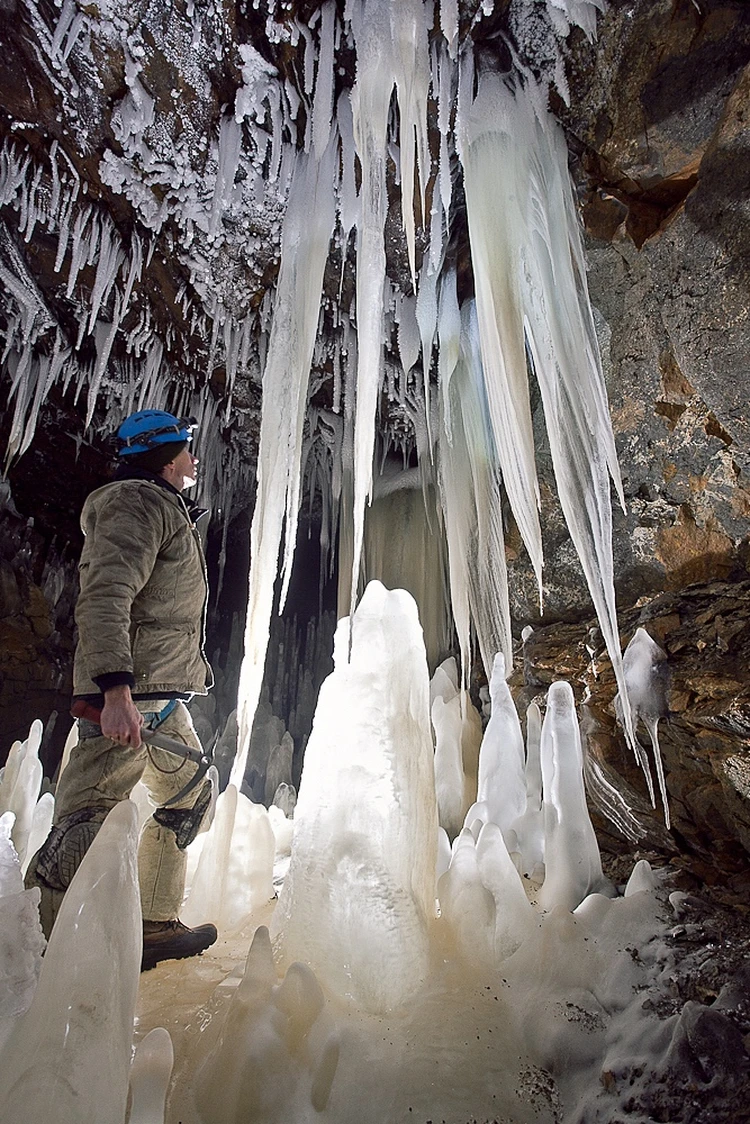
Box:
161, 446, 198, 492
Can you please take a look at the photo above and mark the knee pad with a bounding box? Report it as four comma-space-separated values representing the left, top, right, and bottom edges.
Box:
153, 780, 212, 850
33, 807, 110, 891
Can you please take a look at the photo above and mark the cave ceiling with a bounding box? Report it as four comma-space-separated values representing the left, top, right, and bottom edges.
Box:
1, 0, 746, 539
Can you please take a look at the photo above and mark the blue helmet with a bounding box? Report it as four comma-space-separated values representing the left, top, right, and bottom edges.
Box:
116, 410, 196, 457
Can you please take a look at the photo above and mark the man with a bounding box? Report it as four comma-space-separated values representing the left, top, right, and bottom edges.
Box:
27, 409, 218, 970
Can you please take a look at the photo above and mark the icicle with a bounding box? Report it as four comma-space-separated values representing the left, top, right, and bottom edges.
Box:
440, 0, 459, 57
311, 1, 336, 157
347, 0, 393, 627
616, 628, 670, 824
336, 90, 359, 238
456, 67, 544, 598
65, 206, 91, 297
389, 0, 431, 285
438, 299, 512, 680
88, 216, 125, 332
234, 136, 338, 784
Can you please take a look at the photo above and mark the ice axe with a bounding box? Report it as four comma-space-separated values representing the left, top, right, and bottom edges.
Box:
70, 699, 213, 806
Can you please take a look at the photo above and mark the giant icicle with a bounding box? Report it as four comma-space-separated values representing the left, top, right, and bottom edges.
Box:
235, 137, 338, 782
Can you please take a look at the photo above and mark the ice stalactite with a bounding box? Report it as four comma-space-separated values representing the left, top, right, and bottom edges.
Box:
438, 294, 513, 684
272, 582, 438, 1012
346, 0, 397, 628
362, 470, 453, 670
456, 65, 545, 600
617, 627, 671, 827
0, 801, 141, 1124
455, 68, 639, 767
235, 137, 338, 781
389, 0, 431, 285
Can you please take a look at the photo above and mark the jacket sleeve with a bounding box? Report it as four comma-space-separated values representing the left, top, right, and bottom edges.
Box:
75, 485, 167, 686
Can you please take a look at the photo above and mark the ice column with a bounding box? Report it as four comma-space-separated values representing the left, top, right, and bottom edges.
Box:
0, 801, 141, 1124
273, 581, 438, 1012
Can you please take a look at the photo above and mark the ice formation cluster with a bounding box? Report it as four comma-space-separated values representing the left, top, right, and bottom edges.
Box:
0, 583, 687, 1124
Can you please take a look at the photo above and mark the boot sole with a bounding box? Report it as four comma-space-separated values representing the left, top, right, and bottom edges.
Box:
141, 943, 216, 972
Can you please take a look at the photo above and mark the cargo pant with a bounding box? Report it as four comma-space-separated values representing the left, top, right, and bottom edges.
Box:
27, 700, 211, 935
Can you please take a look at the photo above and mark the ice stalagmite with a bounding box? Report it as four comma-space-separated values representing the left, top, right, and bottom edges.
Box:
195, 926, 340, 1124
0, 801, 141, 1124
511, 701, 545, 878
272, 581, 438, 1012
235, 136, 338, 779
183, 786, 275, 933
477, 653, 527, 838
432, 693, 469, 840
0, 814, 45, 1055
537, 683, 606, 912
128, 1027, 174, 1124
0, 718, 44, 867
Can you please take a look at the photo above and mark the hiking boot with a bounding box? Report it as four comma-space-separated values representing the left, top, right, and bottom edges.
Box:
141, 918, 218, 972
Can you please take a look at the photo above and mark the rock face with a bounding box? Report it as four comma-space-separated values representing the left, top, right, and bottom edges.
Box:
0, 0, 748, 887
507, 0, 750, 624
518, 579, 750, 893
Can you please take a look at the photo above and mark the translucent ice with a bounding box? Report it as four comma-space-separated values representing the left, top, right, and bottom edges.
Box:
0, 815, 45, 1053
273, 581, 438, 1011
438, 828, 496, 967
432, 693, 470, 840
194, 926, 340, 1124
128, 1027, 174, 1124
0, 801, 141, 1124
183, 785, 275, 933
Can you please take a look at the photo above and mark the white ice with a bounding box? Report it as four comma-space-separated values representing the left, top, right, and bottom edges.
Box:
272, 581, 438, 1011
617, 626, 671, 826
235, 135, 338, 781
477, 652, 527, 838
537, 682, 607, 912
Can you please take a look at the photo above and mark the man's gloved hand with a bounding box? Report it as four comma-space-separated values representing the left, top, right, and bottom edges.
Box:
101, 684, 144, 746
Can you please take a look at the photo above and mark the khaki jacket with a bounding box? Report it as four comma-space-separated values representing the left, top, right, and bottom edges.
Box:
73, 477, 213, 698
